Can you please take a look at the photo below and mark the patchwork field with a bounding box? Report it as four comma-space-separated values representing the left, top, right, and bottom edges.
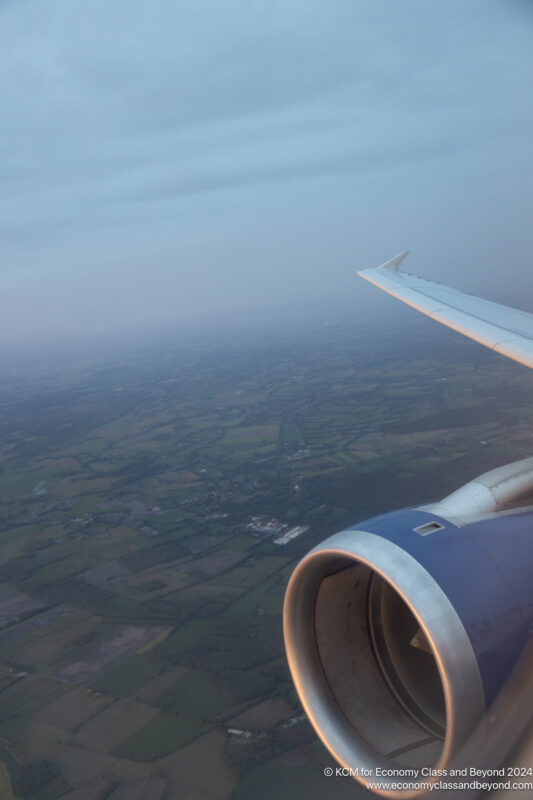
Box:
0, 315, 530, 799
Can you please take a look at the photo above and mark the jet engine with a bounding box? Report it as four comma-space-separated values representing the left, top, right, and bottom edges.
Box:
283, 457, 533, 797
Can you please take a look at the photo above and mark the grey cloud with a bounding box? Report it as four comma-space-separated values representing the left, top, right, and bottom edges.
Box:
0, 0, 532, 344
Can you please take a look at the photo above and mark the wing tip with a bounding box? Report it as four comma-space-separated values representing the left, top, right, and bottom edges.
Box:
357, 250, 409, 278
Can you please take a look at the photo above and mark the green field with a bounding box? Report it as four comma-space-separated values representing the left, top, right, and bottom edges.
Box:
92, 654, 168, 697
0, 469, 52, 498
225, 573, 285, 616
153, 668, 228, 718
0, 675, 66, 721
0, 763, 16, 800
115, 711, 208, 760
279, 422, 303, 444
232, 758, 356, 800
155, 619, 217, 657
217, 424, 280, 449
224, 536, 260, 552
218, 555, 289, 587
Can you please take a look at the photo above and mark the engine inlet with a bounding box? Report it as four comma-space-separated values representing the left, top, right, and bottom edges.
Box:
283, 528, 485, 797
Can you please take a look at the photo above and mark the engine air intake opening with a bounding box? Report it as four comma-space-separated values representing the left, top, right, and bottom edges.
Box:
313, 558, 445, 769
283, 530, 487, 796
367, 574, 446, 738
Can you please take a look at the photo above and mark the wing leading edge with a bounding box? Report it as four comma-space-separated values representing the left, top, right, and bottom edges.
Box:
358, 252, 533, 370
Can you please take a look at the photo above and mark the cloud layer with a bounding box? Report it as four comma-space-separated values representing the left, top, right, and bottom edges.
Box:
1, 1, 532, 343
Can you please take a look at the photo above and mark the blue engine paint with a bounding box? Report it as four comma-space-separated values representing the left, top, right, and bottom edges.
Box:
346, 507, 533, 707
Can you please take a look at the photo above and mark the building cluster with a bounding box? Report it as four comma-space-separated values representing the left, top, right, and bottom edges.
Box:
273, 526, 309, 546
227, 728, 267, 741
246, 516, 310, 546
227, 713, 307, 743
246, 517, 287, 535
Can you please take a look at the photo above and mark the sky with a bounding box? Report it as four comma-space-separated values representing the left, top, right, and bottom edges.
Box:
1, 0, 532, 346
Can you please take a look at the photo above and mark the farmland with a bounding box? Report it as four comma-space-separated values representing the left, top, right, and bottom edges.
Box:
0, 311, 531, 798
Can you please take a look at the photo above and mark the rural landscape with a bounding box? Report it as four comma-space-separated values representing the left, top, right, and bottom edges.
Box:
0, 310, 532, 800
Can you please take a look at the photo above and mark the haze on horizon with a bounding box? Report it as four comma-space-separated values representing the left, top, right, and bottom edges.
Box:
1, 1, 532, 348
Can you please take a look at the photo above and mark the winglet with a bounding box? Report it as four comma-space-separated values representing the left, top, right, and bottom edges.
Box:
356, 251, 409, 279
377, 250, 409, 272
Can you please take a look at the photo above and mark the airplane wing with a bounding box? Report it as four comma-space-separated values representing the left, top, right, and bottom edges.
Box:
358, 252, 533, 370
284, 250, 533, 799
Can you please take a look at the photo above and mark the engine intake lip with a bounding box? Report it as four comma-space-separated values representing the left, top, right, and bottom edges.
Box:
283, 529, 486, 798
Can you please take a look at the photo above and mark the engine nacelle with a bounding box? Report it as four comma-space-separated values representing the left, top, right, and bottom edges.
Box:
284, 460, 533, 797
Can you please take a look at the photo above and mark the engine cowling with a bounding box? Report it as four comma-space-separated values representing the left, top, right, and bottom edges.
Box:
283, 461, 533, 797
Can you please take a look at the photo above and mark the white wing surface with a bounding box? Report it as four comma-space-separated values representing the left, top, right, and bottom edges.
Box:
358, 252, 533, 370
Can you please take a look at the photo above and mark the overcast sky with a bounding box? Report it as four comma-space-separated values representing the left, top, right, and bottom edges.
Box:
1, 1, 532, 345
